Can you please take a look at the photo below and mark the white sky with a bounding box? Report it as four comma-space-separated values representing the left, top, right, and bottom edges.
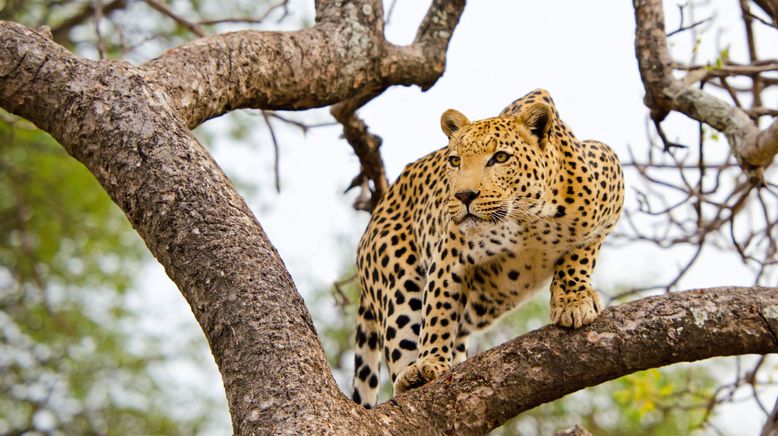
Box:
130, 1, 777, 434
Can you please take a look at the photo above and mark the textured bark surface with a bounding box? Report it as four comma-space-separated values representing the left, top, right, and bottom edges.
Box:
0, 2, 465, 432
1, 1, 777, 434
376, 287, 778, 435
634, 0, 777, 170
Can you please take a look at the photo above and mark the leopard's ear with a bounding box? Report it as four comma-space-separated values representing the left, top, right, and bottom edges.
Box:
516, 102, 553, 149
441, 109, 469, 139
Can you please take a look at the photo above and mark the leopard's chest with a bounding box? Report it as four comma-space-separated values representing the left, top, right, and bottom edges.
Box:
456, 217, 566, 265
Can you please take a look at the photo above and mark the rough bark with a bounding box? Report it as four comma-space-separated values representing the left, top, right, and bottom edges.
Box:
1, 1, 777, 434
376, 287, 778, 435
0, 1, 465, 432
0, 20, 374, 434
634, 0, 777, 171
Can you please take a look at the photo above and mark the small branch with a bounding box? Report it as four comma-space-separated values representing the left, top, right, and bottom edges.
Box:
761, 394, 778, 436
198, 0, 291, 25
331, 89, 389, 212
748, 107, 778, 118
753, 0, 778, 26
674, 62, 778, 76
746, 10, 778, 29
332, 274, 356, 308
93, 0, 107, 59
385, 0, 400, 25
740, 0, 763, 109
144, 0, 207, 37
260, 110, 282, 193
265, 112, 337, 133
50, 0, 127, 44
667, 16, 713, 37
634, 0, 776, 171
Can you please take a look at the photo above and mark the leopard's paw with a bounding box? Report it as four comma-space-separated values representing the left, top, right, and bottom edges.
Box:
550, 287, 603, 328
394, 359, 450, 394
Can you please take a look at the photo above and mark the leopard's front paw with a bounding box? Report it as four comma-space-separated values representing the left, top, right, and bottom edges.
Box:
550, 287, 603, 328
394, 359, 450, 394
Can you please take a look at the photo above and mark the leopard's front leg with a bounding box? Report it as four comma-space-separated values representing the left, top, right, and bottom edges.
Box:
394, 227, 464, 394
550, 236, 605, 328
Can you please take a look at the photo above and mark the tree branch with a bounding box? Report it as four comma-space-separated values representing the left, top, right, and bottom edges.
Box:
377, 286, 778, 435
0, 19, 379, 434
381, 0, 466, 91
634, 0, 776, 172
5, 4, 775, 435
0, 1, 465, 429
143, 0, 207, 37
753, 0, 778, 25
331, 88, 389, 212
139, 0, 463, 130
50, 0, 127, 44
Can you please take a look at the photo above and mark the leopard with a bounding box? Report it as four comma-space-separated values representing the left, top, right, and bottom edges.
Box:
351, 89, 624, 408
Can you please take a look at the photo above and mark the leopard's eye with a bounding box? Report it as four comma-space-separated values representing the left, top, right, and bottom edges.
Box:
487, 151, 511, 166
448, 155, 461, 168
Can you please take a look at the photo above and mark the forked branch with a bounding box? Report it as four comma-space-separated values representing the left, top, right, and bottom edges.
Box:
634, 0, 778, 172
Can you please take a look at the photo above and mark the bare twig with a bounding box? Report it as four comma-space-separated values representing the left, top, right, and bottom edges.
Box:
635, 0, 777, 171
198, 0, 291, 25
144, 0, 206, 37
51, 0, 127, 44
385, 0, 400, 25
265, 112, 338, 133
331, 88, 390, 212
761, 394, 778, 436
93, 0, 107, 59
260, 110, 282, 194
741, 0, 764, 109
332, 274, 356, 308
667, 16, 713, 37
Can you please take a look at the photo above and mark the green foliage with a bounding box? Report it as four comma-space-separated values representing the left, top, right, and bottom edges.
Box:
0, 113, 214, 434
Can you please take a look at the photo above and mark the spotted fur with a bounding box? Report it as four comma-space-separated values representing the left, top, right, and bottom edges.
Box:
351, 89, 624, 407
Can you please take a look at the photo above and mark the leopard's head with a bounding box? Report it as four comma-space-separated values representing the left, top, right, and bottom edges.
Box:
441, 102, 558, 233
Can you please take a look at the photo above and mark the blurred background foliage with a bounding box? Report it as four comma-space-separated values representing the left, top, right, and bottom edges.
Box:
0, 114, 215, 433
0, 1, 277, 433
0, 0, 769, 435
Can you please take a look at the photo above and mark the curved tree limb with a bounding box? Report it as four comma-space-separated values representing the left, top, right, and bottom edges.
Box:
0, 1, 465, 432
0, 18, 375, 434
2, 2, 776, 434
139, 0, 464, 129
634, 0, 777, 172
379, 286, 778, 435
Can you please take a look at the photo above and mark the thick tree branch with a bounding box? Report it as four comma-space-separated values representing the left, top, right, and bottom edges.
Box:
138, 0, 464, 129
377, 287, 778, 435
4, 4, 775, 435
0, 19, 380, 434
634, 0, 776, 171
382, 0, 466, 91
0, 1, 465, 430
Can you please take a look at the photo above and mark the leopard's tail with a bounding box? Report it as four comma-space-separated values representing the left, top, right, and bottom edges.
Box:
352, 301, 381, 408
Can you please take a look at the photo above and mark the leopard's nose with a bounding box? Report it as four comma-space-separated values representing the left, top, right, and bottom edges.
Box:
454, 190, 480, 206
